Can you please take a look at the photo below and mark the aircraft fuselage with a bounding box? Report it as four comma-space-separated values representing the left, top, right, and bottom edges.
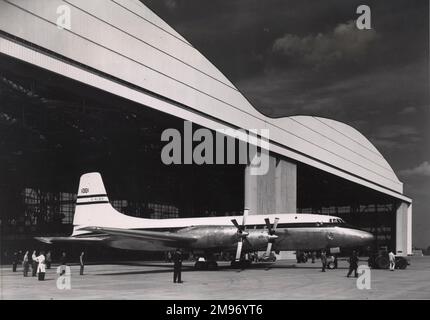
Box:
77, 213, 374, 253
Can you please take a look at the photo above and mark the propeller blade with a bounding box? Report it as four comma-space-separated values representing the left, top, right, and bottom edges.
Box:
273, 217, 280, 231
242, 208, 249, 227
264, 217, 280, 258
235, 240, 243, 261
265, 242, 273, 257
231, 219, 240, 230
264, 218, 272, 233
232, 209, 250, 262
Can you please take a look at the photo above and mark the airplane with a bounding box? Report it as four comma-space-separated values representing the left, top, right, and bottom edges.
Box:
36, 172, 375, 269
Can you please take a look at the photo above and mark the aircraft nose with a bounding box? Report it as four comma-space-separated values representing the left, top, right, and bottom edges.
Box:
359, 230, 375, 244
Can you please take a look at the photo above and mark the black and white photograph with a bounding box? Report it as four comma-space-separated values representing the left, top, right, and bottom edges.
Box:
0, 0, 429, 305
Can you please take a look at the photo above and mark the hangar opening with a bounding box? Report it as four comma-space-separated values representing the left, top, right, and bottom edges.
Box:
0, 0, 412, 262
1, 53, 404, 258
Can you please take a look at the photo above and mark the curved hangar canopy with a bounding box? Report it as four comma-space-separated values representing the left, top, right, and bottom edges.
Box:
0, 0, 409, 202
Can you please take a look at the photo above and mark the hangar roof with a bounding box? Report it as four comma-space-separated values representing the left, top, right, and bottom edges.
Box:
0, 0, 408, 201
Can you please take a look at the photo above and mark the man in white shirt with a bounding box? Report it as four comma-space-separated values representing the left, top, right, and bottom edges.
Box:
388, 250, 396, 271
35, 251, 46, 280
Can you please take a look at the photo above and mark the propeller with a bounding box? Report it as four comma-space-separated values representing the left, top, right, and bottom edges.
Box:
264, 217, 279, 258
231, 208, 250, 261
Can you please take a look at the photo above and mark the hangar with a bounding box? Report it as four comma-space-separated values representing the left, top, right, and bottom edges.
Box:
0, 0, 412, 258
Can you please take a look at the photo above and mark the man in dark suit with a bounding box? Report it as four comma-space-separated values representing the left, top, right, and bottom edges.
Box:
347, 250, 359, 278
320, 250, 327, 272
79, 251, 85, 275
12, 251, 18, 272
60, 251, 67, 276
172, 249, 183, 283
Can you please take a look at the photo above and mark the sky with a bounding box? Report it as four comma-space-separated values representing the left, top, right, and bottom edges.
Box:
141, 0, 430, 248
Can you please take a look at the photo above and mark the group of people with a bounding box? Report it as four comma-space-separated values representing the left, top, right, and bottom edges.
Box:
10, 247, 398, 285
319, 249, 397, 277
13, 250, 52, 280
319, 249, 360, 277
11, 250, 86, 280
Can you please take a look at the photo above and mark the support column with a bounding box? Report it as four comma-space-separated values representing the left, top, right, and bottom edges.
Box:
275, 158, 297, 213
243, 164, 257, 213
244, 156, 297, 215
396, 202, 412, 256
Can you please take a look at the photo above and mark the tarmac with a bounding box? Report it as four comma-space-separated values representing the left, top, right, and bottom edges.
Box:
1, 256, 429, 300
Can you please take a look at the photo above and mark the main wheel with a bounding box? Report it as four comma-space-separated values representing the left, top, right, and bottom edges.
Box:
230, 260, 250, 269
207, 261, 218, 270
375, 255, 390, 269
395, 257, 408, 269
194, 261, 207, 270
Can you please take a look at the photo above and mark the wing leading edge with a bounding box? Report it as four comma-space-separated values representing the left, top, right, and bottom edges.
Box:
80, 226, 197, 246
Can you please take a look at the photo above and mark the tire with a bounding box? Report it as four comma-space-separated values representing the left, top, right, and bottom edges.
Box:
207, 261, 218, 270
376, 255, 390, 269
230, 260, 250, 269
194, 261, 206, 270
395, 257, 408, 270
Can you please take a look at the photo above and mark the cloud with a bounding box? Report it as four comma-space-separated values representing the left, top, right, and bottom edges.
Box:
398, 106, 417, 115
399, 161, 430, 177
163, 0, 178, 11
373, 124, 419, 140
272, 20, 378, 69
369, 124, 422, 152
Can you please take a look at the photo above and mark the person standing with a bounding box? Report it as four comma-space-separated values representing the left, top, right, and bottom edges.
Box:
347, 250, 359, 278
60, 251, 67, 275
12, 251, 18, 272
79, 252, 85, 275
320, 250, 327, 272
35, 251, 46, 281
31, 250, 38, 277
46, 251, 52, 269
172, 248, 183, 283
388, 250, 396, 271
22, 251, 29, 277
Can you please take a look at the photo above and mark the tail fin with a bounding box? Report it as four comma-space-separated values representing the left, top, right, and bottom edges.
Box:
72, 172, 122, 235
76, 172, 109, 205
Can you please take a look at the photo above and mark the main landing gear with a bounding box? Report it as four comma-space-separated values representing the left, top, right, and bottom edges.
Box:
230, 259, 252, 269
194, 255, 218, 270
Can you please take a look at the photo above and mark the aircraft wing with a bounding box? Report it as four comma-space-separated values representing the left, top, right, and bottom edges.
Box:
80, 226, 197, 245
35, 236, 108, 244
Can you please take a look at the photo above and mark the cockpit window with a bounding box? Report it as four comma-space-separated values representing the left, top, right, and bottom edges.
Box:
329, 218, 345, 224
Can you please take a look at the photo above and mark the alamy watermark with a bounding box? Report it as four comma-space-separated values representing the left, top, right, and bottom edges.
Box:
160, 121, 270, 175
356, 5, 371, 30
56, 5, 71, 30
56, 265, 71, 290
356, 265, 371, 290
